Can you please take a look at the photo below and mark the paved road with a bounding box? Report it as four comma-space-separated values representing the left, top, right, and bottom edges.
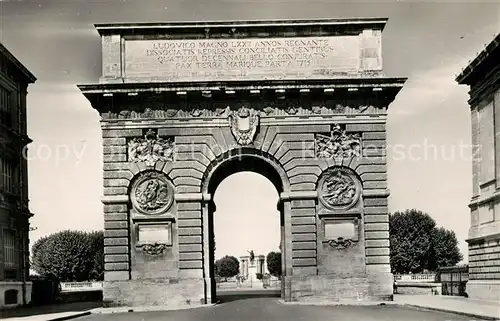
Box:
77, 294, 482, 321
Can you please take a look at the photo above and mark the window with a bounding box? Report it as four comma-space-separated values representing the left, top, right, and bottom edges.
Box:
0, 86, 12, 127
4, 230, 17, 265
3, 229, 19, 280
4, 289, 18, 305
0, 157, 14, 193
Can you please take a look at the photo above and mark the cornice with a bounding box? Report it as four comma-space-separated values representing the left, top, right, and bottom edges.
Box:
79, 79, 405, 117
0, 42, 37, 84
467, 64, 500, 106
0, 124, 32, 148
94, 18, 389, 35
78, 78, 407, 94
456, 33, 500, 85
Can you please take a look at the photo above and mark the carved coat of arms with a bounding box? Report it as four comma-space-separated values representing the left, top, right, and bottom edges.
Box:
315, 124, 361, 159
128, 129, 175, 167
228, 107, 259, 145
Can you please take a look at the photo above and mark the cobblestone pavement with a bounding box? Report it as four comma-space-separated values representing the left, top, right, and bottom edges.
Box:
76, 296, 483, 321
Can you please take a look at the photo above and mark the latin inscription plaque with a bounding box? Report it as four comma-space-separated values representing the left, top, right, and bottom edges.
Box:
124, 36, 361, 82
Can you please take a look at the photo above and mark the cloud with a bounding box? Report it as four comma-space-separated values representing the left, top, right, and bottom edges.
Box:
390, 61, 470, 117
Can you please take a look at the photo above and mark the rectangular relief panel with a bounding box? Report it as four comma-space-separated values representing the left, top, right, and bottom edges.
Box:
324, 220, 357, 241
321, 215, 360, 247
131, 213, 176, 248
137, 223, 172, 246
123, 36, 361, 82
478, 101, 495, 185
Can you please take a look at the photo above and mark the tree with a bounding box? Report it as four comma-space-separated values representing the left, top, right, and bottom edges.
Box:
32, 230, 104, 281
428, 227, 463, 270
215, 256, 239, 278
389, 209, 462, 274
266, 251, 282, 278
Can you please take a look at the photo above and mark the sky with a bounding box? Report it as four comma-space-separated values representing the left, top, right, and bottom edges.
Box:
0, 0, 499, 262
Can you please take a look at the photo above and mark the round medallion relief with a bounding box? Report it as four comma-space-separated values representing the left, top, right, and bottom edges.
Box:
318, 168, 361, 210
131, 171, 173, 215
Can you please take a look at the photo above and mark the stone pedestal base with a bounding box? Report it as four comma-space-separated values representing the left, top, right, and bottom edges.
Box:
103, 278, 205, 307
285, 273, 393, 302
466, 280, 500, 301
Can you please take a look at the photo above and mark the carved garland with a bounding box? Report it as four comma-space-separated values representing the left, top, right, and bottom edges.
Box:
128, 129, 175, 167
328, 237, 357, 250
315, 124, 361, 159
142, 243, 167, 256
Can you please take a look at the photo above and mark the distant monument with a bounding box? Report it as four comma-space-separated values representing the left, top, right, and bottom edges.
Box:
239, 251, 265, 281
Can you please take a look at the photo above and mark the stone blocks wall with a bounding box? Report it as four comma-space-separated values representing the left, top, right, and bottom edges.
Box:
97, 116, 392, 304
103, 279, 205, 307
98, 115, 392, 305
469, 238, 500, 273
287, 273, 392, 302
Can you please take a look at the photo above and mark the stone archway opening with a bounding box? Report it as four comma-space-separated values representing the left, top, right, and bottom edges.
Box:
205, 152, 287, 303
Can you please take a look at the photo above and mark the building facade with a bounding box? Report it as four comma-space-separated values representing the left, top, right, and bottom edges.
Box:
0, 43, 36, 308
456, 33, 500, 301
78, 18, 406, 307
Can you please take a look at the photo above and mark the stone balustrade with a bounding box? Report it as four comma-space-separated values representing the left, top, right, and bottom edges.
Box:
59, 281, 103, 292
394, 274, 437, 282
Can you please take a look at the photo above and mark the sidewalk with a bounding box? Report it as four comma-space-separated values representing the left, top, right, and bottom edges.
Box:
395, 294, 500, 320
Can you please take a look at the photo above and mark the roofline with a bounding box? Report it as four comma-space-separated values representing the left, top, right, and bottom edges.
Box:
94, 17, 388, 35
456, 33, 500, 84
0, 43, 37, 83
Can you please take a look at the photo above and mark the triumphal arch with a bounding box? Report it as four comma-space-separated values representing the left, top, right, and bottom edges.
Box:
78, 18, 406, 307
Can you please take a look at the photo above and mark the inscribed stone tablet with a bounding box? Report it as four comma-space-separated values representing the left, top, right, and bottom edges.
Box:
325, 221, 355, 240
138, 225, 171, 244
124, 36, 361, 82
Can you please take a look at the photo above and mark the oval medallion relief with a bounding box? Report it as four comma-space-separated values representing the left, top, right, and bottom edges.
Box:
318, 168, 361, 210
131, 171, 173, 215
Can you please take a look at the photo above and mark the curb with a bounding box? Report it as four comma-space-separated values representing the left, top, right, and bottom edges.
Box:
47, 311, 92, 321
276, 299, 399, 306
402, 304, 500, 321
276, 300, 500, 320
90, 302, 217, 314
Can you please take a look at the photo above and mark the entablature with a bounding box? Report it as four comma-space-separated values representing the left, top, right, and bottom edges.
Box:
78, 78, 406, 119
467, 64, 500, 107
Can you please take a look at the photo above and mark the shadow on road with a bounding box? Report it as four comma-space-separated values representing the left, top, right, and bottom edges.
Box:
0, 301, 102, 319
216, 289, 281, 303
